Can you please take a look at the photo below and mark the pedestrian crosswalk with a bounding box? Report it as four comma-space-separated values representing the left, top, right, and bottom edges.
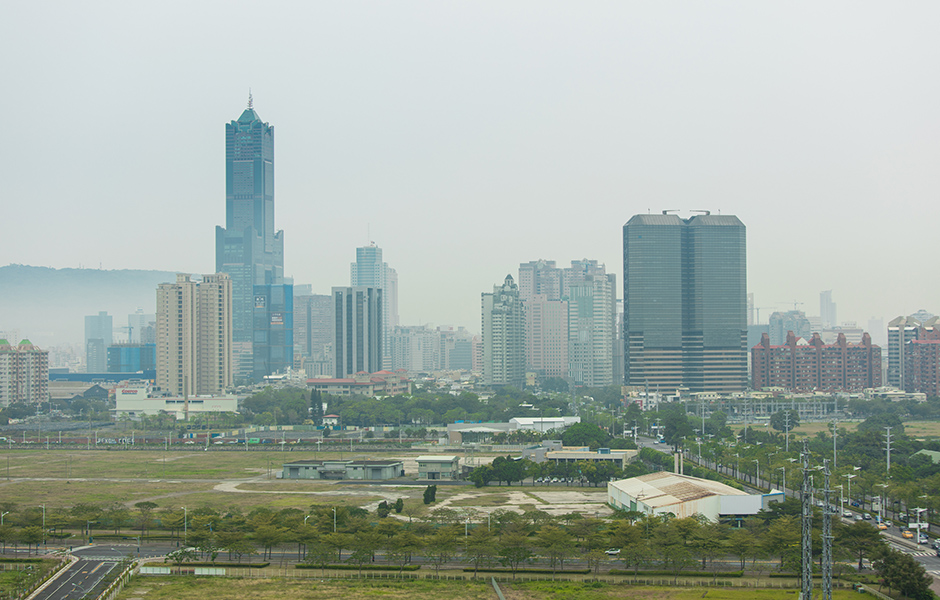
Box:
908, 551, 933, 557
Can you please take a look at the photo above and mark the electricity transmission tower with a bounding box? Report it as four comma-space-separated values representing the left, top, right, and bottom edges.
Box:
822, 459, 833, 600
801, 441, 813, 600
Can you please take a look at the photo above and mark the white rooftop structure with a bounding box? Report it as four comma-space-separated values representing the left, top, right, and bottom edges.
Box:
509, 416, 580, 432
608, 471, 779, 523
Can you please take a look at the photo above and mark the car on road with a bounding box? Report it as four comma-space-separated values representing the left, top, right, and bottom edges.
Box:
902, 530, 914, 539
863, 513, 872, 520
605, 548, 621, 556
842, 510, 853, 518
919, 535, 929, 545
877, 523, 888, 530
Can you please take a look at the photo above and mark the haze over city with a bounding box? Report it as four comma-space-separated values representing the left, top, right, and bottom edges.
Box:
3, 2, 939, 339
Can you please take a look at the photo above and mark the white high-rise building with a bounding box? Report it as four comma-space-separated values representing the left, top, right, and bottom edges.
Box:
84, 311, 112, 373
391, 325, 441, 373
568, 272, 616, 387
820, 290, 837, 330
332, 286, 383, 378
482, 275, 525, 387
523, 295, 568, 379
156, 274, 232, 396
351, 244, 398, 368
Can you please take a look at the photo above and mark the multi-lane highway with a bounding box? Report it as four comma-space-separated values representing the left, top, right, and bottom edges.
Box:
30, 544, 166, 600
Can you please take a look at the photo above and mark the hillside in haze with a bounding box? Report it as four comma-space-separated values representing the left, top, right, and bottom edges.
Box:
0, 265, 179, 347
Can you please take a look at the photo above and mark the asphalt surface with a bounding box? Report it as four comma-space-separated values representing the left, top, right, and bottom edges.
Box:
28, 544, 167, 600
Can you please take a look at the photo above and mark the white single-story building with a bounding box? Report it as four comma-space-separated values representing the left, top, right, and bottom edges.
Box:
545, 447, 637, 468
608, 471, 782, 525
447, 416, 581, 443
113, 384, 237, 420
282, 459, 404, 480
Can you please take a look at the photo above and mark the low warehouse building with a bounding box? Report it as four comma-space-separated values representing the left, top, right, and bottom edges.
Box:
416, 455, 460, 480
608, 471, 782, 525
282, 459, 404, 480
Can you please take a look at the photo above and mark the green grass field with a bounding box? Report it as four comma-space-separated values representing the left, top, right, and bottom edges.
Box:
114, 577, 865, 600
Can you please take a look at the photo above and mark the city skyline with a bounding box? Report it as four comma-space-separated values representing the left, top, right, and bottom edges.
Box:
3, 3, 939, 337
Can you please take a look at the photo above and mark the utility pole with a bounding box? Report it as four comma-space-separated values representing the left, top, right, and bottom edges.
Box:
784, 410, 791, 452
884, 426, 893, 474
800, 441, 813, 600
832, 418, 838, 471
884, 427, 893, 476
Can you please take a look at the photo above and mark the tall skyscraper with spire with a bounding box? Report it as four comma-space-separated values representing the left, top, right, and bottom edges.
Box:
215, 96, 285, 381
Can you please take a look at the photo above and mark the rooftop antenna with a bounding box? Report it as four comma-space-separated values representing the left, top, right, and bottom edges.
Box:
248, 89, 253, 110
661, 209, 679, 215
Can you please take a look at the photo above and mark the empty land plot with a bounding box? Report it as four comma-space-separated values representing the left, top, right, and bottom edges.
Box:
0, 479, 217, 508
171, 490, 385, 512
901, 420, 940, 438
2, 449, 476, 479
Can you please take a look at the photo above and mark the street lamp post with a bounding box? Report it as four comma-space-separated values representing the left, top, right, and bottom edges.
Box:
0, 511, 8, 526
844, 473, 857, 507
915, 506, 928, 537
752, 459, 760, 488
181, 506, 188, 546
40, 505, 45, 546
920, 495, 930, 533
332, 507, 337, 533
777, 466, 786, 496
876, 484, 889, 522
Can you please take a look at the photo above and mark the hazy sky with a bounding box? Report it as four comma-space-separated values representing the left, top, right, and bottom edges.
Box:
3, 2, 938, 336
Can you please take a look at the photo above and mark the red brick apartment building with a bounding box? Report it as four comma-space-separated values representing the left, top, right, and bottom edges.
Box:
751, 331, 881, 392
905, 339, 940, 397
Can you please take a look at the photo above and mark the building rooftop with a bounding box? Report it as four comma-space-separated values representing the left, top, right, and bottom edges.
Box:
611, 472, 747, 512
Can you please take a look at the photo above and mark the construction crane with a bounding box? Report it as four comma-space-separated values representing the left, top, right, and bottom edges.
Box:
779, 301, 805, 311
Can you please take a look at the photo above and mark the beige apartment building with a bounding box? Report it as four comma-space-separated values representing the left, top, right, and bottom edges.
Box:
0, 339, 49, 406
156, 273, 232, 396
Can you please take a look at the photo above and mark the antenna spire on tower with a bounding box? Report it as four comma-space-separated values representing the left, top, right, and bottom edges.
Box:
248, 89, 253, 110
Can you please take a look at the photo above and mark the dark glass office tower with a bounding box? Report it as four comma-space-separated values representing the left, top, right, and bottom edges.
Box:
216, 98, 285, 381
252, 283, 294, 381
623, 213, 746, 393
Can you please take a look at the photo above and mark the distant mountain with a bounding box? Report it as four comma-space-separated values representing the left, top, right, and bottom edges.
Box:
0, 264, 180, 346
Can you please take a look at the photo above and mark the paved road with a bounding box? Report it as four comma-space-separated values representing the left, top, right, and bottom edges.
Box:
33, 558, 118, 600
30, 544, 168, 600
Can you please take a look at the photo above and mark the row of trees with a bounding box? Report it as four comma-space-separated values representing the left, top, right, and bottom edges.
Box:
4, 497, 926, 592
468, 455, 648, 488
